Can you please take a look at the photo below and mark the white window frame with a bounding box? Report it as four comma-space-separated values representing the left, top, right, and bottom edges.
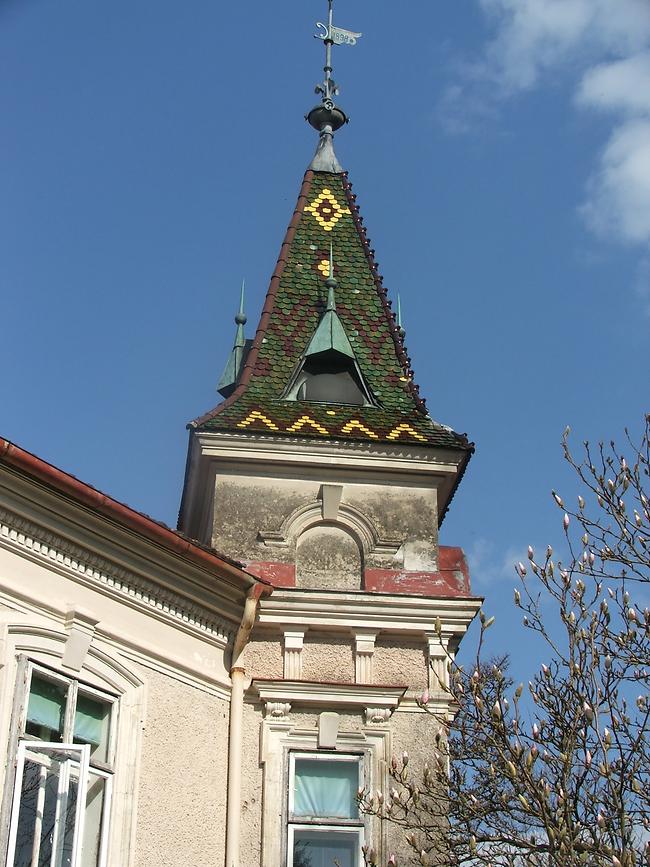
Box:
6, 741, 90, 867
5, 660, 118, 867
286, 751, 365, 867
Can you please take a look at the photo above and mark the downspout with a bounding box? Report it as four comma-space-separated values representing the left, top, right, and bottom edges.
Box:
226, 583, 272, 867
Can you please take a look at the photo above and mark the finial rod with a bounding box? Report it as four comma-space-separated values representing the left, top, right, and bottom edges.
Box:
397, 294, 406, 339
325, 242, 337, 312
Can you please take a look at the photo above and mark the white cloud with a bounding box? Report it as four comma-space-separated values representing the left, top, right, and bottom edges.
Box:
478, 0, 650, 93
577, 52, 650, 116
466, 538, 527, 586
581, 119, 650, 244
577, 53, 650, 245
446, 1, 650, 255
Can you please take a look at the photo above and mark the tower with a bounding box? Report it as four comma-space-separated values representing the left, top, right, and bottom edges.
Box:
178, 5, 481, 865
179, 5, 473, 598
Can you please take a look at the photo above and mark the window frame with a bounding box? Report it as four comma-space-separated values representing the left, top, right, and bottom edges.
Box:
5, 660, 118, 867
6, 741, 90, 867
286, 751, 365, 867
18, 661, 118, 774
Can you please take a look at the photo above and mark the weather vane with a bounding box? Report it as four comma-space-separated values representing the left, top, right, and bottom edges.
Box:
313, 0, 362, 112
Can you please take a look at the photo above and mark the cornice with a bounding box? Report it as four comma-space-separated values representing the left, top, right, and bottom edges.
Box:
258, 589, 481, 636
194, 430, 464, 476
0, 506, 234, 643
251, 678, 407, 710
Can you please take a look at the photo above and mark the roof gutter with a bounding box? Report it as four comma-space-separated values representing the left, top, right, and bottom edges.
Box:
0, 437, 269, 590
226, 582, 272, 867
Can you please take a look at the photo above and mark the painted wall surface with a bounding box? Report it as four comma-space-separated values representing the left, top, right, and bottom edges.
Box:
133, 666, 230, 867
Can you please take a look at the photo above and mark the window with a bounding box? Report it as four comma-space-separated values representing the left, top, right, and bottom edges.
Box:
296, 353, 368, 406
5, 663, 116, 867
284, 350, 375, 407
287, 753, 363, 867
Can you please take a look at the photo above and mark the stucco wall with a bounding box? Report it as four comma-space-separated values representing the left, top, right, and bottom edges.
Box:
244, 635, 284, 679
302, 633, 355, 683
133, 667, 229, 867
374, 638, 429, 690
240, 701, 266, 867
384, 709, 444, 861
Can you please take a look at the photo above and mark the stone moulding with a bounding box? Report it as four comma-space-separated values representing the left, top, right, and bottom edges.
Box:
251, 678, 406, 722
0, 507, 233, 643
258, 499, 402, 557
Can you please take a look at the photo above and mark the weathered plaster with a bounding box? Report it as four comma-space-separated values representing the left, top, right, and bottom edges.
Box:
133, 667, 229, 867
296, 525, 362, 590
212, 476, 317, 561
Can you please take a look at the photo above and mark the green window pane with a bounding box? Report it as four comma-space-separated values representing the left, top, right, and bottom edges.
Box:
294, 759, 359, 819
293, 829, 359, 867
26, 676, 67, 742
74, 693, 111, 764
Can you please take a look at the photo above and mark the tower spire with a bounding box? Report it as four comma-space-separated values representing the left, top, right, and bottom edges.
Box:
307, 0, 362, 173
217, 280, 250, 398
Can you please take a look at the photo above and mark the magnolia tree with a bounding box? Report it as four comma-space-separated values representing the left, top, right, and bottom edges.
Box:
361, 417, 650, 867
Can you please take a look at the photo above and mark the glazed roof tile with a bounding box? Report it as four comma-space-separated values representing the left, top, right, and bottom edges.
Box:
192, 170, 473, 455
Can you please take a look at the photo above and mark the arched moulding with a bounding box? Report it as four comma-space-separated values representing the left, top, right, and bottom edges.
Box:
258, 498, 402, 559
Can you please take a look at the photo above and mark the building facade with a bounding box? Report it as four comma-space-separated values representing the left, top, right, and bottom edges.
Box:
0, 13, 480, 867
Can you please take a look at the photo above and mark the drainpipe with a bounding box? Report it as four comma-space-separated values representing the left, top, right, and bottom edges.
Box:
226, 583, 271, 867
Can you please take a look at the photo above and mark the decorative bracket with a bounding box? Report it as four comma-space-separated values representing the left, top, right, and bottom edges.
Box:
62, 606, 101, 672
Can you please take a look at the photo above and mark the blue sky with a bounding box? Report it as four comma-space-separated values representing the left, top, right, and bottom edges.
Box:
1, 0, 648, 679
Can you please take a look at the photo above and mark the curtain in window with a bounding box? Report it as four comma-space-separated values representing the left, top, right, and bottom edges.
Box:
74, 695, 108, 748
294, 759, 358, 819
26, 677, 66, 732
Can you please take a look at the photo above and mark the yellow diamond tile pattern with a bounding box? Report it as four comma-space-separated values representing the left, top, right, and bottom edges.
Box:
305, 187, 351, 232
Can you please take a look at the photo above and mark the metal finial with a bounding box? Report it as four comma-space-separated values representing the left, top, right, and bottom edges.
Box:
325, 243, 337, 311
307, 0, 362, 142
217, 280, 249, 397
235, 280, 247, 327
397, 294, 406, 339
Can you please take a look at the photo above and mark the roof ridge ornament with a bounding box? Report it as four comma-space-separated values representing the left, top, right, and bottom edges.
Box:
307, 0, 362, 173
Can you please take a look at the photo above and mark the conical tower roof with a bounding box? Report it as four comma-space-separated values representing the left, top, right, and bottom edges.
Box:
192, 166, 471, 453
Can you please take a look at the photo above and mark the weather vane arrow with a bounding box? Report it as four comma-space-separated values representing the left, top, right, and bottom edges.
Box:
315, 21, 363, 46
312, 0, 362, 110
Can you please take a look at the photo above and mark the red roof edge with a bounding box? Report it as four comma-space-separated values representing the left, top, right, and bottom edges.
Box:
0, 436, 272, 591
189, 170, 315, 429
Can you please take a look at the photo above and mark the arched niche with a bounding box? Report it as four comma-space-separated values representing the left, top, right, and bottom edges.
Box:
296, 524, 363, 591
